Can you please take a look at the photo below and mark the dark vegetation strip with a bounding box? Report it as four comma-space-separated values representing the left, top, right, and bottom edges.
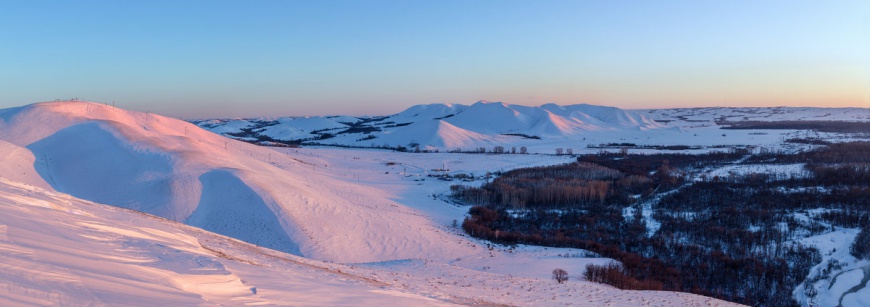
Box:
719, 121, 870, 133
453, 142, 870, 306
501, 133, 541, 140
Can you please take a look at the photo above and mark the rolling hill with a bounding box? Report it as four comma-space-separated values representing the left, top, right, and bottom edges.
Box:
194, 101, 666, 150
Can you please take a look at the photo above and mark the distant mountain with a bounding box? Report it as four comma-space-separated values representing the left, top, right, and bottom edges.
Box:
195, 101, 665, 150
376, 119, 492, 148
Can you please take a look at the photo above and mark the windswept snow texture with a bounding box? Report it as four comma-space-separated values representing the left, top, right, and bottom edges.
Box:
0, 178, 456, 306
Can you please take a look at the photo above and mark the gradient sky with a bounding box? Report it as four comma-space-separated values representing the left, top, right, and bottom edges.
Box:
1, 0, 867, 118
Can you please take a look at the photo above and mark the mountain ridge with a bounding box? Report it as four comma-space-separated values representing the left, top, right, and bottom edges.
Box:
196, 101, 667, 149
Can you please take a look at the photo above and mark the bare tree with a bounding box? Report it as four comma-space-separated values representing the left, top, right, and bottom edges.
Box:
566, 148, 573, 155
555, 148, 564, 155
553, 268, 568, 284
620, 147, 629, 156
520, 146, 527, 154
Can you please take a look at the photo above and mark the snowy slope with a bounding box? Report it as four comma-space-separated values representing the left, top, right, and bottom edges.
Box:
0, 101, 479, 263
434, 101, 662, 135
375, 119, 494, 149
544, 103, 661, 128
0, 177, 457, 306
388, 103, 468, 123
444, 101, 541, 135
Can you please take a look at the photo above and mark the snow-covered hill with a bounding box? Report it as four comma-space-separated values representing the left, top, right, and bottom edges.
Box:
0, 101, 478, 263
194, 101, 666, 150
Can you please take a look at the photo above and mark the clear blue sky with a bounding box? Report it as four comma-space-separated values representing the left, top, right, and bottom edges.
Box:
1, 0, 867, 118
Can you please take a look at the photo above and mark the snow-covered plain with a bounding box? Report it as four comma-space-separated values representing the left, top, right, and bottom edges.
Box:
641, 106, 870, 125
0, 101, 744, 306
